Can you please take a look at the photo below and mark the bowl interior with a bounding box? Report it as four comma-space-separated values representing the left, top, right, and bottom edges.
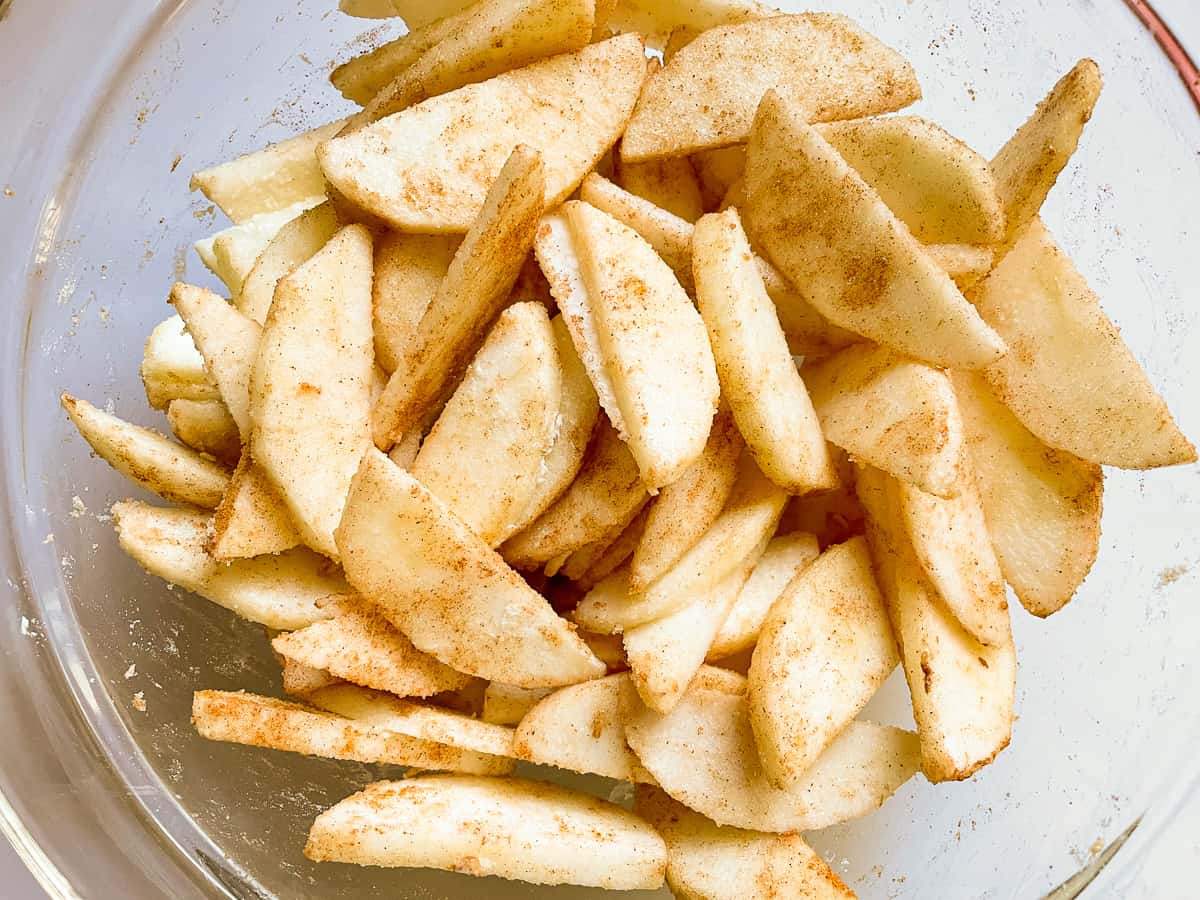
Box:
7, 0, 1200, 897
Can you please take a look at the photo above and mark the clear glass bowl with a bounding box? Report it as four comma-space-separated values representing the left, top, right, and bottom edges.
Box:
1, 1, 1198, 897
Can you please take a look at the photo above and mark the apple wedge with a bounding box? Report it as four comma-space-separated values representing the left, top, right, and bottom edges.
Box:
803, 343, 966, 499
359, 0, 596, 124
513, 673, 656, 782
629, 404, 742, 593
411, 302, 561, 547
332, 14, 461, 104
210, 458, 302, 560
575, 455, 788, 633
565, 200, 719, 489
625, 539, 764, 714
819, 116, 1005, 246
249, 225, 375, 558
238, 202, 340, 326
168, 283, 261, 437
559, 503, 650, 587
319, 35, 646, 232
141, 315, 220, 410
482, 683, 555, 726
991, 60, 1103, 245
191, 119, 347, 223
743, 90, 1006, 369
308, 685, 515, 760
951, 371, 1103, 617
281, 659, 342, 699
503, 416, 646, 569
62, 394, 229, 509
634, 786, 856, 900
305, 775, 667, 890
273, 609, 474, 699
112, 501, 349, 630
694, 208, 837, 494
371, 147, 545, 448
895, 472, 1011, 647
371, 232, 459, 374
856, 466, 1016, 783
197, 200, 319, 298
708, 532, 820, 661
166, 399, 240, 467
748, 537, 898, 787
622, 13, 919, 162
621, 670, 920, 832
336, 449, 604, 687
616, 155, 704, 222
972, 218, 1195, 469
505, 315, 602, 536
192, 691, 512, 775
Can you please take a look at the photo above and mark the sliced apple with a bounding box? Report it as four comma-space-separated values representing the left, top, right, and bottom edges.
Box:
238, 202, 340, 326
411, 302, 562, 547
141, 315, 220, 410
273, 609, 474, 699
305, 775, 667, 890
371, 232, 459, 374
743, 90, 1005, 369
748, 538, 898, 787
622, 13, 920, 161
482, 683, 555, 726
166, 399, 241, 467
616, 155, 704, 222
621, 670, 920, 832
973, 218, 1195, 469
951, 371, 1103, 617
856, 466, 1016, 783
336, 449, 604, 687
513, 673, 656, 782
249, 225, 374, 558
319, 35, 646, 232
112, 501, 349, 631
62, 394, 229, 509
804, 343, 966, 500
210, 457, 302, 560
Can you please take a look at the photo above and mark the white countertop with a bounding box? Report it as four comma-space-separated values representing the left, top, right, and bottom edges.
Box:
3, 1, 1197, 897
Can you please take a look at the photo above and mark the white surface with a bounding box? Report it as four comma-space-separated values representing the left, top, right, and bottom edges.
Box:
1, 0, 1197, 897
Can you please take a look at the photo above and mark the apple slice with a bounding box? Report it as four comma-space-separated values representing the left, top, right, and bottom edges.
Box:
336, 449, 604, 688
210, 458, 302, 560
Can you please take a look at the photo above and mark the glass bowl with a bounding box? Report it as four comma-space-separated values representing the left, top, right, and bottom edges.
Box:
1, 1, 1198, 897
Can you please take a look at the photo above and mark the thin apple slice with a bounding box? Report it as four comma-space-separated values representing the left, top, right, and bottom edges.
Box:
169, 283, 261, 437
210, 457, 302, 560
513, 673, 656, 782
694, 208, 837, 494
708, 532, 820, 660
803, 343, 966, 500
371, 232, 459, 374
629, 404, 742, 593
273, 609, 474, 699
411, 302, 562, 547
991, 60, 1103, 246
319, 35, 646, 232
743, 90, 1006, 369
616, 155, 704, 222
972, 218, 1195, 469
166, 399, 240, 467
748, 538, 898, 787
857, 466, 1016, 783
951, 371, 1103, 617
622, 14, 919, 161
141, 315, 220, 410
621, 670, 919, 832
565, 200, 719, 489
112, 501, 349, 630
634, 786, 856, 900
305, 775, 667, 890
249, 225, 374, 558
482, 683, 555, 726
192, 691, 511, 775
238, 202, 340, 326
62, 394, 229, 509
336, 449, 604, 687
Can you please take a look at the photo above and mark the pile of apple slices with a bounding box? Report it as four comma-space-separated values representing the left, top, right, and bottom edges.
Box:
62, 0, 1193, 895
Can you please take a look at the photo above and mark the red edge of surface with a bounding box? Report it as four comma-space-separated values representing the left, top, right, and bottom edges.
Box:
1123, 0, 1200, 114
